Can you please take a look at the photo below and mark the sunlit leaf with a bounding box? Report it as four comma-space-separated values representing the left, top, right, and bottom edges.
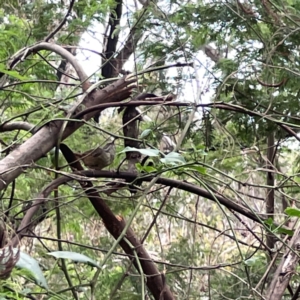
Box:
47, 251, 100, 268
160, 152, 186, 165
285, 207, 300, 218
120, 147, 160, 157
140, 129, 152, 139
16, 250, 48, 289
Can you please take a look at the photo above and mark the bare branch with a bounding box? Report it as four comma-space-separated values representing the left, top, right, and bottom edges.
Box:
0, 122, 37, 134
256, 77, 287, 87
267, 222, 300, 299
266, 133, 276, 249
16, 170, 270, 225
101, 0, 123, 79
44, 0, 76, 41
8, 42, 89, 90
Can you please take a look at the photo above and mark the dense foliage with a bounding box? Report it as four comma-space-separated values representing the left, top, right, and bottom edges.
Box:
1, 0, 300, 299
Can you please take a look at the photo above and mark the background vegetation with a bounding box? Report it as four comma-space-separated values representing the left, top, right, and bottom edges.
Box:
0, 0, 300, 299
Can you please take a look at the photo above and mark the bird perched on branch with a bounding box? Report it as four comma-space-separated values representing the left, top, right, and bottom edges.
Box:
74, 141, 116, 170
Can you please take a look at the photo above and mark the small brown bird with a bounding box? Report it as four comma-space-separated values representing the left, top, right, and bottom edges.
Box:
74, 141, 115, 170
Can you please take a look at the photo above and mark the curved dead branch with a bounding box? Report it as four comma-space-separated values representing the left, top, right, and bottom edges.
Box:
0, 122, 37, 134
72, 99, 300, 141
8, 42, 90, 91
257, 77, 287, 88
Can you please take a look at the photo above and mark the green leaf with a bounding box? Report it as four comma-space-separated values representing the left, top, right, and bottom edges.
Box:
16, 250, 48, 289
244, 257, 260, 267
185, 165, 206, 174
120, 147, 160, 157
264, 218, 274, 226
285, 207, 300, 218
140, 129, 152, 139
0, 65, 30, 81
142, 165, 157, 173
160, 152, 186, 165
263, 218, 293, 236
47, 251, 100, 268
274, 227, 294, 236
